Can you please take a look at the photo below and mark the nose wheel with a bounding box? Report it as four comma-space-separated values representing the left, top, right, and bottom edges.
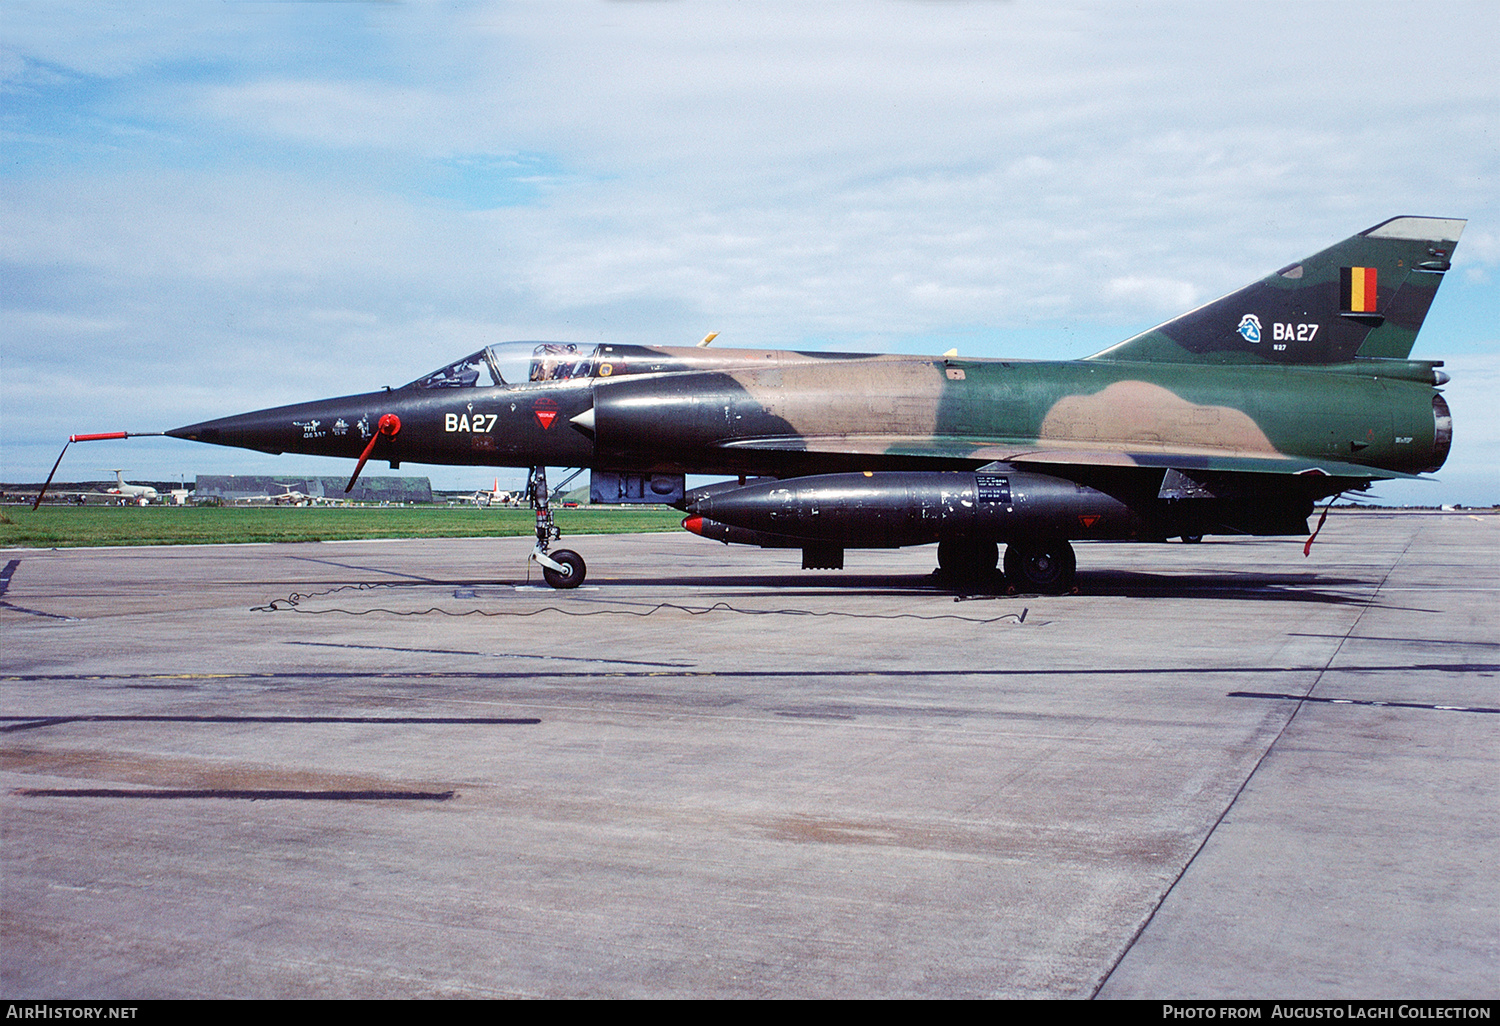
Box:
541, 549, 586, 589
528, 466, 588, 589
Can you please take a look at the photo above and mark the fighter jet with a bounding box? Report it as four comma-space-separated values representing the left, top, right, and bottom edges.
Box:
158, 215, 1460, 591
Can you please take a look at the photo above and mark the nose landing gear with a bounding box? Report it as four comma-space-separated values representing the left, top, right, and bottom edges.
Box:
540, 548, 586, 589
528, 466, 587, 589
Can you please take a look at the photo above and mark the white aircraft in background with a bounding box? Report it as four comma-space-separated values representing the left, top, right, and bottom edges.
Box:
106, 470, 158, 505
472, 478, 519, 507
236, 487, 342, 506
267, 486, 311, 506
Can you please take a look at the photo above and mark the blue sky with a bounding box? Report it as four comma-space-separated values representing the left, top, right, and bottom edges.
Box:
3, 1, 1497, 504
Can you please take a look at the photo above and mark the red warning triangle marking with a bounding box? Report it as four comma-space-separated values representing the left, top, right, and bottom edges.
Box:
534, 410, 557, 430
1078, 515, 1100, 528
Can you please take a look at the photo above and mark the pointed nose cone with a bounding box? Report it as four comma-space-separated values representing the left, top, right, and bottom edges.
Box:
167, 407, 302, 454
167, 392, 389, 458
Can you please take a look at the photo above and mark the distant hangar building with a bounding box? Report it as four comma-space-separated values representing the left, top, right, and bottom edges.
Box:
193, 476, 433, 503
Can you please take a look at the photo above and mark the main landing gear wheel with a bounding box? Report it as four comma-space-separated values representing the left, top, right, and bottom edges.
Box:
541, 549, 586, 589
937, 538, 1000, 579
1003, 539, 1076, 594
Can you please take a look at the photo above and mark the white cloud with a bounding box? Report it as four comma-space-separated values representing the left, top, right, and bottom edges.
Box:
198, 79, 450, 152
1455, 228, 1499, 269
1104, 276, 1198, 313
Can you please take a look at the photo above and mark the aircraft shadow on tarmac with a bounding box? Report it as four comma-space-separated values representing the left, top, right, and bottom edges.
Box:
546, 568, 1388, 606
262, 551, 1433, 610
269, 568, 1402, 609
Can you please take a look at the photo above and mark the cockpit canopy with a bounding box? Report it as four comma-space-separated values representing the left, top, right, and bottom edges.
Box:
406, 342, 599, 390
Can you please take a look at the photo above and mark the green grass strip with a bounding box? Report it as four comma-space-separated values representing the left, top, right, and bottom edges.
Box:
0, 505, 686, 548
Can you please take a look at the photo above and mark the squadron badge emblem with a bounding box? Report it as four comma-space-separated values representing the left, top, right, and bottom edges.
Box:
1236, 313, 1262, 344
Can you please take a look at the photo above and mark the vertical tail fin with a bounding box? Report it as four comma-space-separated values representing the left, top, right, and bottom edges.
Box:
1089, 216, 1465, 365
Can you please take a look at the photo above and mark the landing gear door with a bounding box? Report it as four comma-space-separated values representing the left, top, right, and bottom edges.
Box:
591, 471, 686, 505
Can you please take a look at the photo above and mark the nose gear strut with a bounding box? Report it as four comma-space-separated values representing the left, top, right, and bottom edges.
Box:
528, 466, 587, 588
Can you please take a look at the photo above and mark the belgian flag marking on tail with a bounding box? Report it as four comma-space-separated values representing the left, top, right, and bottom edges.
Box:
1341, 266, 1378, 313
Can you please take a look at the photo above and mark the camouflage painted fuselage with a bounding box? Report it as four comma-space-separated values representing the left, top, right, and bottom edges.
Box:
167, 215, 1463, 579
167, 342, 1448, 543
173, 337, 1448, 467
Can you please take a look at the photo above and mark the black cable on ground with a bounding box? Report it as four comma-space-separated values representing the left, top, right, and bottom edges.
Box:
252, 583, 1029, 625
